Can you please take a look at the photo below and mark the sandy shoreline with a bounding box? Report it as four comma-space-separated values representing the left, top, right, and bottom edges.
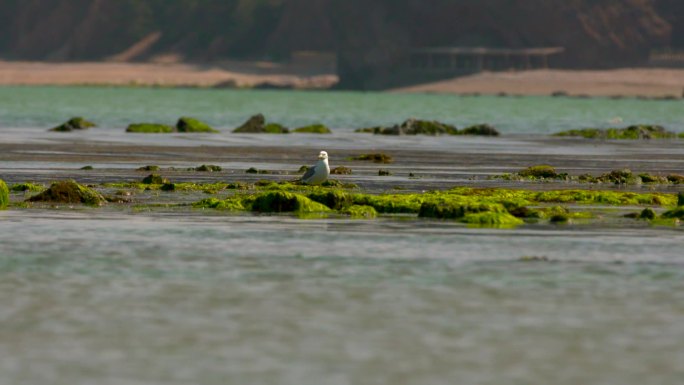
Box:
1, 61, 684, 97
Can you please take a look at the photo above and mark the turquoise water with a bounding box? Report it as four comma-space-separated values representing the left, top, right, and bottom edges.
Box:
1, 86, 683, 133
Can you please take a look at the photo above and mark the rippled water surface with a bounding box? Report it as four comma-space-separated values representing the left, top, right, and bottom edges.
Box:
1, 86, 684, 384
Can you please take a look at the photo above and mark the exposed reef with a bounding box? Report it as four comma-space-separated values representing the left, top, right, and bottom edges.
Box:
496, 165, 683, 185
50, 117, 96, 132
233, 114, 289, 134
553, 125, 677, 139
355, 119, 499, 136
26, 180, 105, 206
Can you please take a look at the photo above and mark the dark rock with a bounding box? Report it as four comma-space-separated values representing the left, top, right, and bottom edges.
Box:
378, 169, 392, 176
50, 117, 96, 132
137, 165, 161, 171
80, 165, 94, 170
460, 124, 500, 136
26, 180, 105, 206
638, 208, 657, 220
142, 174, 168, 184
233, 114, 290, 134
195, 164, 222, 172
161, 183, 176, 191
518, 165, 561, 179
126, 123, 174, 133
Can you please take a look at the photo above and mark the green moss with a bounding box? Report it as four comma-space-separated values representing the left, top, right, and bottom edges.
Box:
263, 123, 289, 134
342, 205, 377, 219
50, 117, 96, 132
10, 183, 45, 193
26, 180, 105, 206
192, 197, 245, 211
352, 193, 424, 214
137, 165, 161, 171
352, 153, 393, 163
126, 123, 174, 134
0, 179, 8, 209
195, 164, 222, 172
293, 124, 332, 134
176, 117, 219, 133
307, 190, 353, 210
662, 207, 684, 219
251, 191, 331, 213
554, 125, 676, 139
678, 192, 684, 206
461, 212, 523, 227
518, 165, 563, 179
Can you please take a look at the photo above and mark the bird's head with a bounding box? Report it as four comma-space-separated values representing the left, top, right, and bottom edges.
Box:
318, 151, 328, 160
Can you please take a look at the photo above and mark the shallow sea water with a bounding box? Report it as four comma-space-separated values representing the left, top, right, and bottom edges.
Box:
1, 86, 684, 384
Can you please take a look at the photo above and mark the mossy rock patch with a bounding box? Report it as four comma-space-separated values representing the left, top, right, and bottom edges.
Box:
27, 180, 105, 206
233, 114, 290, 134
176, 117, 219, 133
126, 123, 174, 134
352, 153, 393, 163
50, 117, 96, 132
342, 205, 377, 219
0, 179, 8, 209
251, 191, 331, 213
293, 124, 332, 134
142, 174, 168, 184
554, 125, 676, 139
460, 124, 500, 136
307, 190, 353, 210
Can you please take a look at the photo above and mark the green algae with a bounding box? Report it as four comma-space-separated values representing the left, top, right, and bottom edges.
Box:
26, 180, 105, 206
661, 207, 684, 220
496, 167, 681, 185
553, 125, 677, 139
176, 117, 219, 133
50, 117, 96, 132
307, 190, 353, 210
10, 183, 45, 193
459, 124, 500, 136
251, 191, 331, 213
192, 197, 246, 211
126, 123, 174, 134
292, 124, 332, 134
137, 165, 161, 171
0, 179, 8, 209
341, 205, 377, 219
518, 165, 564, 179
80, 165, 94, 170
678, 192, 684, 206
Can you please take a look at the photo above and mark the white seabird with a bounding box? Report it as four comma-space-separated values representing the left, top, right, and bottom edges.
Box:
302, 150, 330, 184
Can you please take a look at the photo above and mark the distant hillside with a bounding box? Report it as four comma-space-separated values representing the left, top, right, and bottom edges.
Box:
0, 0, 681, 89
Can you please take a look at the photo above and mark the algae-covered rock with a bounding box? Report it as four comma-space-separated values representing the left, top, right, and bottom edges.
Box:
307, 190, 353, 210
251, 191, 331, 213
460, 212, 523, 226
352, 153, 393, 163
679, 192, 684, 206
126, 123, 174, 133
460, 124, 500, 136
10, 182, 44, 192
342, 205, 377, 219
662, 207, 684, 219
80, 165, 94, 170
195, 164, 222, 172
518, 165, 562, 179
385, 119, 459, 136
554, 125, 676, 139
193, 197, 245, 211
668, 174, 684, 184
137, 165, 161, 171
418, 199, 522, 226
331, 166, 352, 175
378, 169, 392, 176
27, 180, 105, 206
50, 117, 96, 132
638, 208, 657, 220
233, 114, 290, 134
0, 179, 8, 209
549, 214, 570, 223
142, 174, 168, 184
293, 124, 332, 134
597, 169, 640, 185
176, 117, 219, 133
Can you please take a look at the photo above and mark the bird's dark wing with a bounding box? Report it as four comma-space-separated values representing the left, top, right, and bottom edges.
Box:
302, 164, 317, 181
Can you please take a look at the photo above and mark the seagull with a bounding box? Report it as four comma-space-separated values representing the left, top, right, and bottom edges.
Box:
302, 150, 330, 184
